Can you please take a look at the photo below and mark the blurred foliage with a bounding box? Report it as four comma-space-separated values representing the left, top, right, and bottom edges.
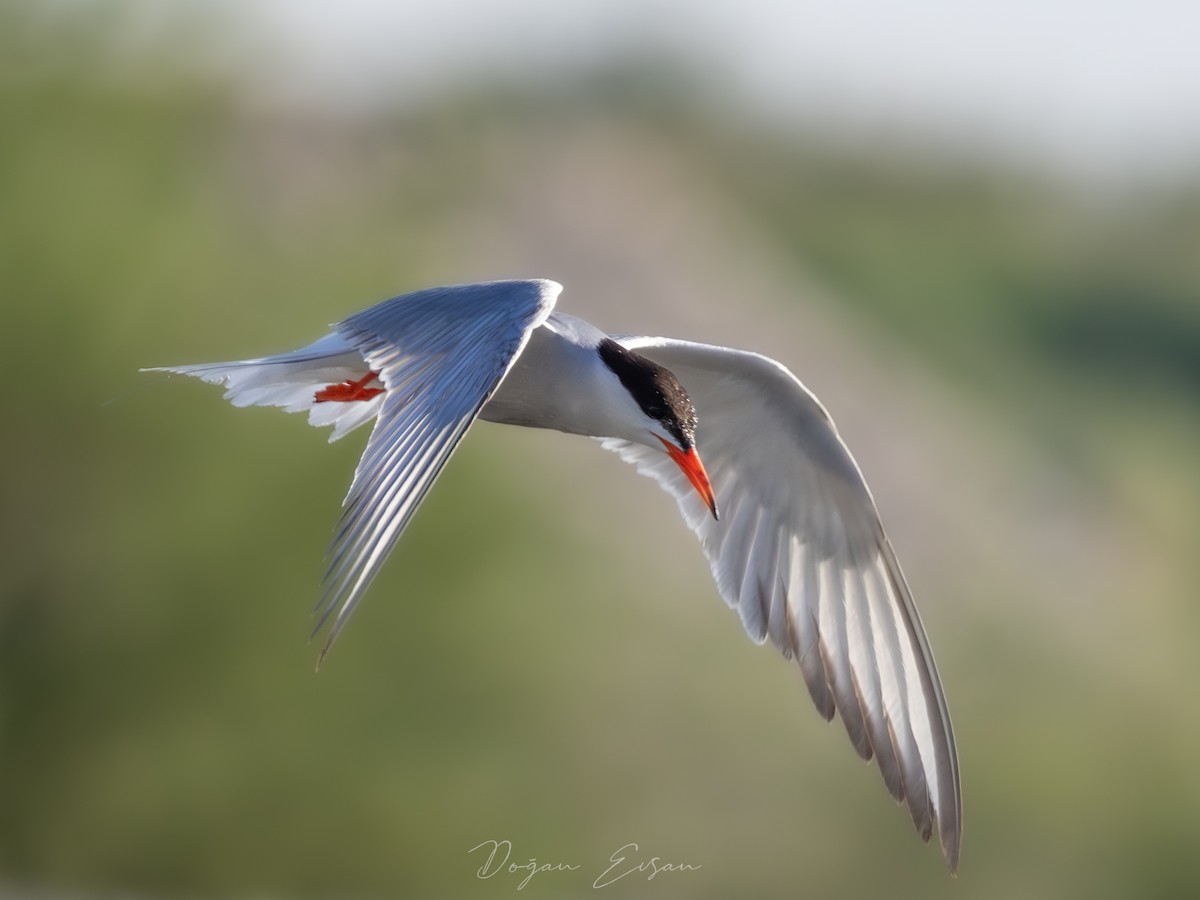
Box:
2, 3, 1200, 900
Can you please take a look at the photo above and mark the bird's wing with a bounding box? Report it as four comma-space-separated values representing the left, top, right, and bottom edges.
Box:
314, 279, 561, 661
604, 336, 961, 871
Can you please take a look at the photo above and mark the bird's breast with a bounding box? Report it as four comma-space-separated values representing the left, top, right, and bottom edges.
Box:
479, 322, 639, 443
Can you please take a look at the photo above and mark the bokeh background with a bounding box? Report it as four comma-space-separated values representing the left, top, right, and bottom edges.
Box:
3, 1, 1200, 897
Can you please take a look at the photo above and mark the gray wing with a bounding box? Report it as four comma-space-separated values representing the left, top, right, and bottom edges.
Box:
314, 279, 561, 661
605, 336, 961, 872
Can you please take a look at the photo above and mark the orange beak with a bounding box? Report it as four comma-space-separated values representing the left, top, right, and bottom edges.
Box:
656, 436, 719, 520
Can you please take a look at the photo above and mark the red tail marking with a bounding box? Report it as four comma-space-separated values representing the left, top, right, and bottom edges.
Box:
314, 371, 385, 403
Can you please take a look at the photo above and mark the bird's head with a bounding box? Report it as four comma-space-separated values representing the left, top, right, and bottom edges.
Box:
597, 338, 719, 520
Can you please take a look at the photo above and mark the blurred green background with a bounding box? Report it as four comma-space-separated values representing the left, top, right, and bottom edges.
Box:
3, 2, 1200, 898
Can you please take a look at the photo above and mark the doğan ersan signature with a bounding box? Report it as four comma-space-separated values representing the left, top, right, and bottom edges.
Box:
468, 838, 701, 890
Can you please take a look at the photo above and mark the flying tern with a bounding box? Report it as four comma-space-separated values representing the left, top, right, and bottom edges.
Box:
147, 278, 961, 870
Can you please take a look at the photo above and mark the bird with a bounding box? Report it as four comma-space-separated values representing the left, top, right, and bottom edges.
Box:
145, 278, 961, 871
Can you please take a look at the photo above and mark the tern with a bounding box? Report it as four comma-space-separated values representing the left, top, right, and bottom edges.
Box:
147, 278, 961, 871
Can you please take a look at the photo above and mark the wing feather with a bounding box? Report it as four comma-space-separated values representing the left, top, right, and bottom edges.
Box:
791, 541, 835, 719
764, 528, 791, 656
312, 280, 560, 660
604, 336, 961, 871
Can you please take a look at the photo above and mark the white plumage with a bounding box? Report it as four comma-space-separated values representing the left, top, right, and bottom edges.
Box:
147, 278, 961, 871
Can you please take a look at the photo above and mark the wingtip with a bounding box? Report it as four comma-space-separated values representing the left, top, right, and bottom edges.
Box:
944, 836, 961, 877
309, 613, 337, 671
939, 820, 962, 875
